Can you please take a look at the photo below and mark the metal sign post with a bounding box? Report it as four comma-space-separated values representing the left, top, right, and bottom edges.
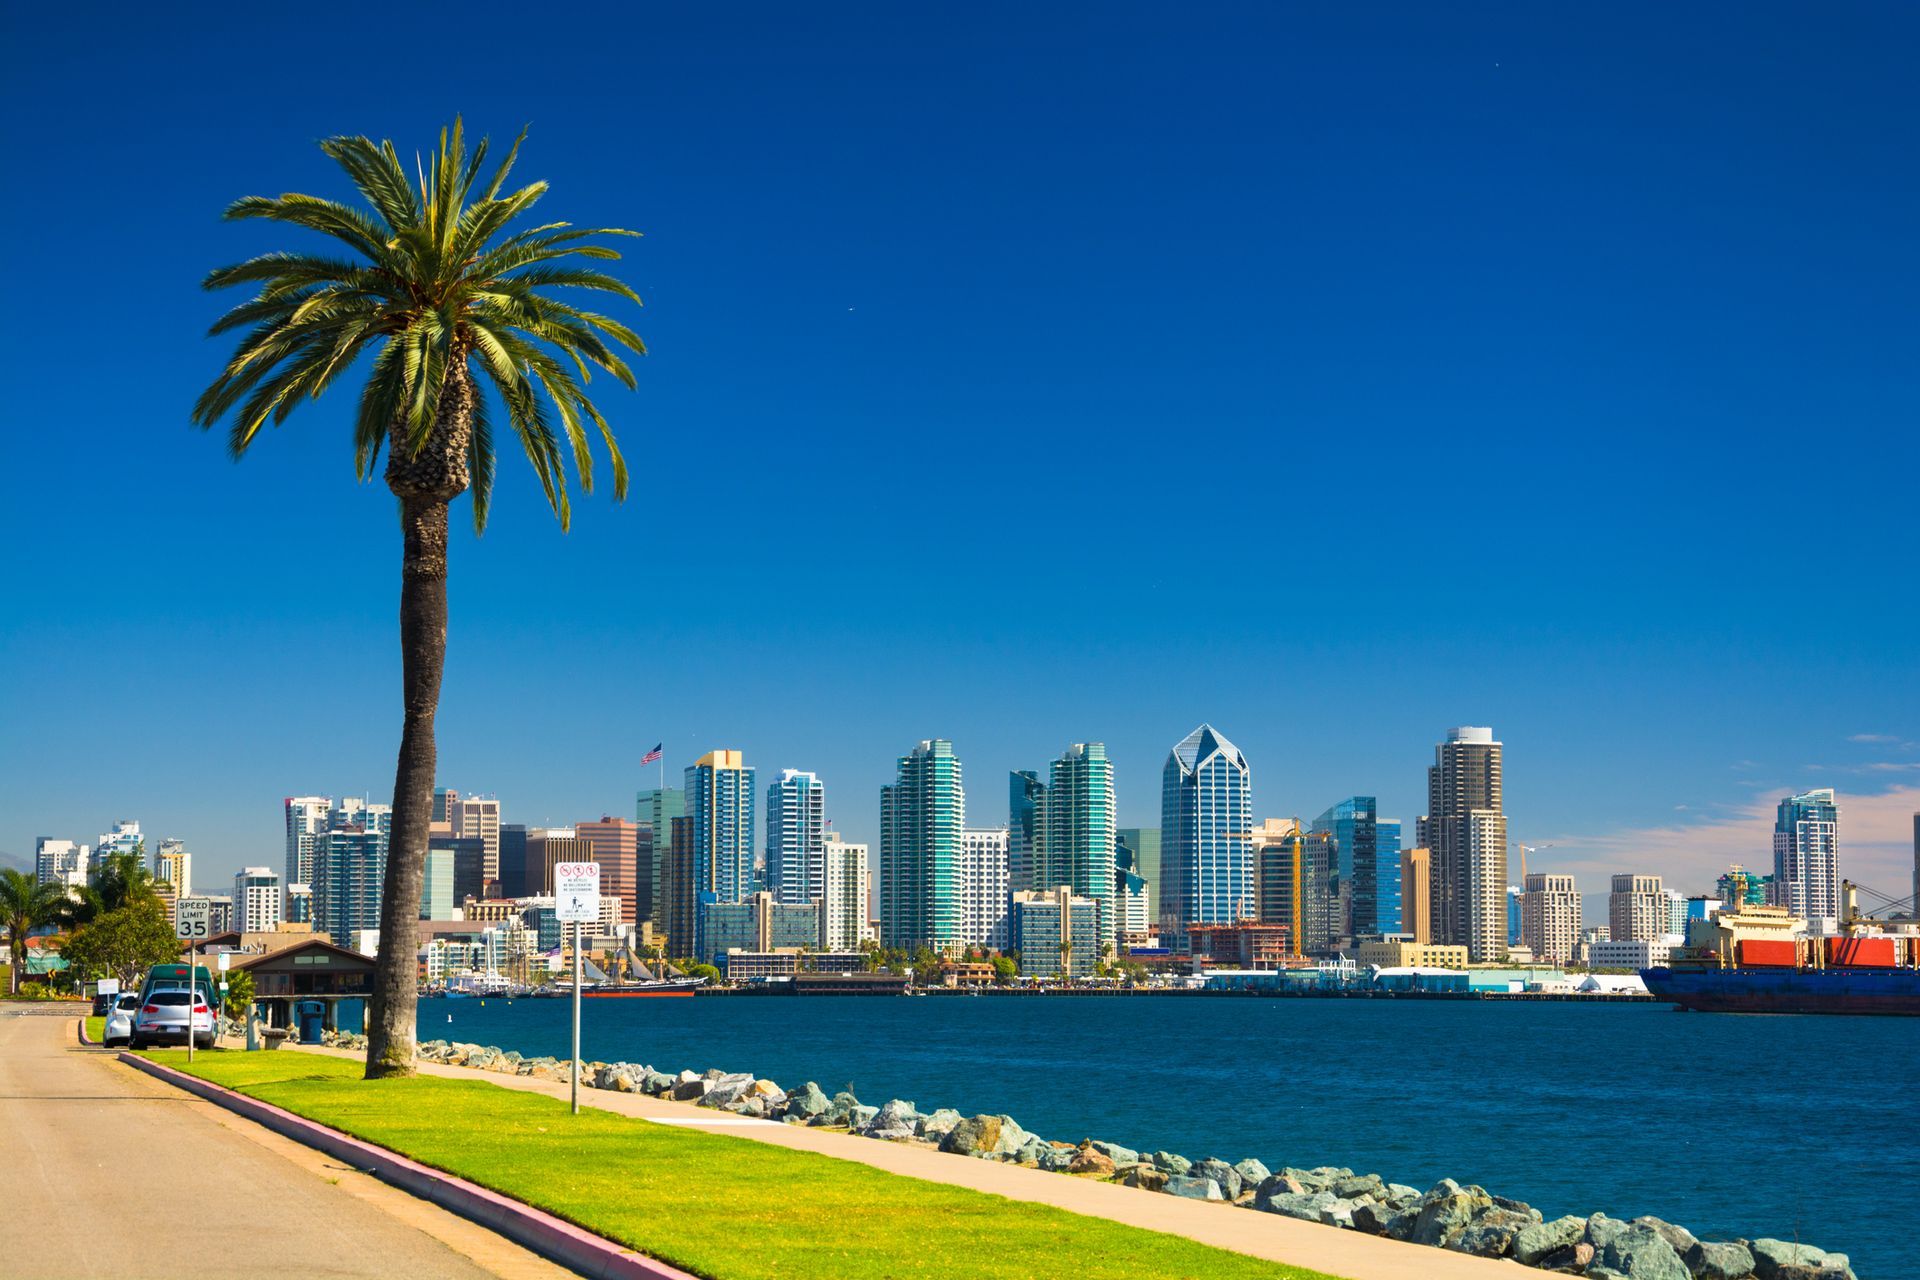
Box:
175, 898, 212, 1063
553, 862, 602, 1116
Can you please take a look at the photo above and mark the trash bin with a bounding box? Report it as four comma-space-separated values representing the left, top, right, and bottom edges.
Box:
297, 1001, 325, 1042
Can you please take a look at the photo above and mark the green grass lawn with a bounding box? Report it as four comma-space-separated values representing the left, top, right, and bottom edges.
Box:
143, 1051, 1340, 1280
84, 1015, 105, 1042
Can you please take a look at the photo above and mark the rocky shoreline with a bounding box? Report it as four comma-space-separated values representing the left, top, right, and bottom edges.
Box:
321, 1031, 1858, 1280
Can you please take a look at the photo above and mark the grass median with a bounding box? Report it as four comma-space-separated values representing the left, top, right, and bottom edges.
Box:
140, 1050, 1340, 1280
84, 1016, 105, 1042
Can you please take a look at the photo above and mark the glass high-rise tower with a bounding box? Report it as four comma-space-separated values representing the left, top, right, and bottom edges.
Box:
1008, 770, 1044, 897
880, 739, 965, 955
685, 750, 756, 960
1311, 796, 1402, 941
1160, 724, 1253, 949
766, 769, 827, 907
1036, 743, 1118, 945
1773, 788, 1840, 924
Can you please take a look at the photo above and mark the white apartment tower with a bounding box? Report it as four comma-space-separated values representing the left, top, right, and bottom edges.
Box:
1418, 727, 1509, 963
1609, 874, 1666, 943
766, 769, 827, 907
285, 796, 331, 887
821, 835, 873, 951
1773, 789, 1840, 926
234, 866, 283, 933
958, 828, 1011, 950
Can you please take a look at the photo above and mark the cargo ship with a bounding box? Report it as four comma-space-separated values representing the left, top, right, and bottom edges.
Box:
1643, 886, 1920, 1016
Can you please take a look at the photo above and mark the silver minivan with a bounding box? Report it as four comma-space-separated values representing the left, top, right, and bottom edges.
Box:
130, 989, 216, 1050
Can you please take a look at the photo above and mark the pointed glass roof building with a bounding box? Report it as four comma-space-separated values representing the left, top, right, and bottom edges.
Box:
1160, 724, 1253, 949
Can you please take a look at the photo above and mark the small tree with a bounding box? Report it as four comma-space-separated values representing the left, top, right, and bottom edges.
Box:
222, 968, 255, 1019
61, 900, 180, 990
991, 955, 1017, 984
1, 869, 77, 995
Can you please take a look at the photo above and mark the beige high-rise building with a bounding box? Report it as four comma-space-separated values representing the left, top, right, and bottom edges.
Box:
1522, 872, 1580, 965
453, 795, 502, 887
1417, 727, 1508, 962
526, 827, 593, 897
153, 839, 192, 899
1609, 874, 1666, 943
1400, 846, 1432, 943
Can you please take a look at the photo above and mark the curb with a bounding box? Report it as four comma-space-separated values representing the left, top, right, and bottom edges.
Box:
77, 1017, 99, 1046
117, 1053, 700, 1280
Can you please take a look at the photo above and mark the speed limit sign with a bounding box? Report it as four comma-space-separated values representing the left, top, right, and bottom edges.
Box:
176, 897, 212, 941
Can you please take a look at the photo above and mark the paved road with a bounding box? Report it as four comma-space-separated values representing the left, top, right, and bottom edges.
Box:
0, 1008, 575, 1279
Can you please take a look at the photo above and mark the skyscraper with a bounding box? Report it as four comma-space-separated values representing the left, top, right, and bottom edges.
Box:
1773, 788, 1840, 924
576, 817, 641, 926
526, 827, 592, 896
1609, 874, 1666, 942
421, 847, 456, 920
636, 787, 685, 933
498, 823, 530, 899
821, 834, 872, 951
452, 795, 502, 887
686, 750, 756, 960
958, 828, 1010, 950
433, 787, 458, 824
1160, 724, 1253, 949
1252, 820, 1333, 956
313, 825, 386, 945
1007, 770, 1045, 897
1400, 846, 1432, 943
34, 838, 86, 890
1114, 832, 1149, 939
152, 838, 191, 899
1521, 872, 1579, 966
1311, 797, 1402, 941
1033, 743, 1118, 944
879, 739, 965, 954
1419, 726, 1509, 962
1715, 864, 1772, 908
1117, 828, 1160, 929
766, 770, 827, 907
233, 866, 282, 933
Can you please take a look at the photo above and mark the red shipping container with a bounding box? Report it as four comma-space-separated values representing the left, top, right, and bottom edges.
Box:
1738, 939, 1798, 967
1826, 936, 1898, 968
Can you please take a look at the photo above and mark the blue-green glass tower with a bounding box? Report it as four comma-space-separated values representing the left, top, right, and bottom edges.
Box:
880, 739, 965, 954
1311, 796, 1402, 940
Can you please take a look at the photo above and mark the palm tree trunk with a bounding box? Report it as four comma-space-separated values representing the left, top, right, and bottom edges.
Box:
364, 496, 450, 1078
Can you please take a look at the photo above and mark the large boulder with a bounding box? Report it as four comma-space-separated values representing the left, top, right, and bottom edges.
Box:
1514, 1215, 1587, 1265
1011, 1136, 1052, 1165
1163, 1174, 1224, 1201
941, 1115, 1015, 1159
1634, 1216, 1699, 1258
1191, 1158, 1243, 1200
1535, 1242, 1595, 1273
1351, 1201, 1395, 1236
1253, 1173, 1306, 1204
1451, 1208, 1535, 1258
916, 1108, 964, 1141
1037, 1143, 1080, 1173
782, 1082, 831, 1122
1333, 1173, 1385, 1200
1121, 1164, 1167, 1191
811, 1090, 861, 1127
1684, 1240, 1758, 1280
725, 1080, 785, 1115
1150, 1151, 1193, 1177
1232, 1158, 1271, 1189
670, 1070, 710, 1101
1597, 1223, 1691, 1280
1067, 1145, 1116, 1177
1751, 1239, 1854, 1280
641, 1070, 676, 1096
1318, 1198, 1363, 1229
859, 1098, 921, 1140
1259, 1191, 1339, 1223
1089, 1140, 1139, 1167
1411, 1190, 1493, 1248
698, 1073, 757, 1109
1588, 1214, 1632, 1252
1282, 1167, 1332, 1193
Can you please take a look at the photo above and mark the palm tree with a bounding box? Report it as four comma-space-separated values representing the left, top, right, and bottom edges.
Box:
193, 120, 643, 1077
85, 849, 157, 915
1, 870, 74, 994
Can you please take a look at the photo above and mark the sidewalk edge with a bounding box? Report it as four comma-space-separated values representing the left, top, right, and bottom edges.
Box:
117, 1052, 699, 1280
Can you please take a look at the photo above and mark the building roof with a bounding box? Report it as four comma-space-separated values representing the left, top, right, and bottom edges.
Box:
1169, 723, 1245, 774
229, 937, 376, 974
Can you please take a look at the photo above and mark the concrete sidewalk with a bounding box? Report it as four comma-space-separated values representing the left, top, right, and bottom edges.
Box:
0, 1010, 573, 1280
290, 1041, 1522, 1280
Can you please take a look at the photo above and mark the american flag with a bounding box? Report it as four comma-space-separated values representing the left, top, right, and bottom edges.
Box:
639, 743, 663, 766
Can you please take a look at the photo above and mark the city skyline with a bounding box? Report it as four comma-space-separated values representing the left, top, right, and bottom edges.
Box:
19, 728, 1919, 926
3, 4, 1917, 918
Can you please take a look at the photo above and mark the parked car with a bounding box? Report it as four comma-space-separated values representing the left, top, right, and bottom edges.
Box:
129, 990, 215, 1051
103, 993, 141, 1047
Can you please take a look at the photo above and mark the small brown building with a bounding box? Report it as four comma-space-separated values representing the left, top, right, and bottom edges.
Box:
231, 937, 375, 1034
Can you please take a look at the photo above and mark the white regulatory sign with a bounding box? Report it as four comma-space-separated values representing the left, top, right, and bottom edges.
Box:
176, 897, 213, 941
554, 862, 602, 924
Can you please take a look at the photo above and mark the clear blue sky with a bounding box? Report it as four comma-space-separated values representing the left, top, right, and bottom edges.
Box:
3, 3, 1915, 907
